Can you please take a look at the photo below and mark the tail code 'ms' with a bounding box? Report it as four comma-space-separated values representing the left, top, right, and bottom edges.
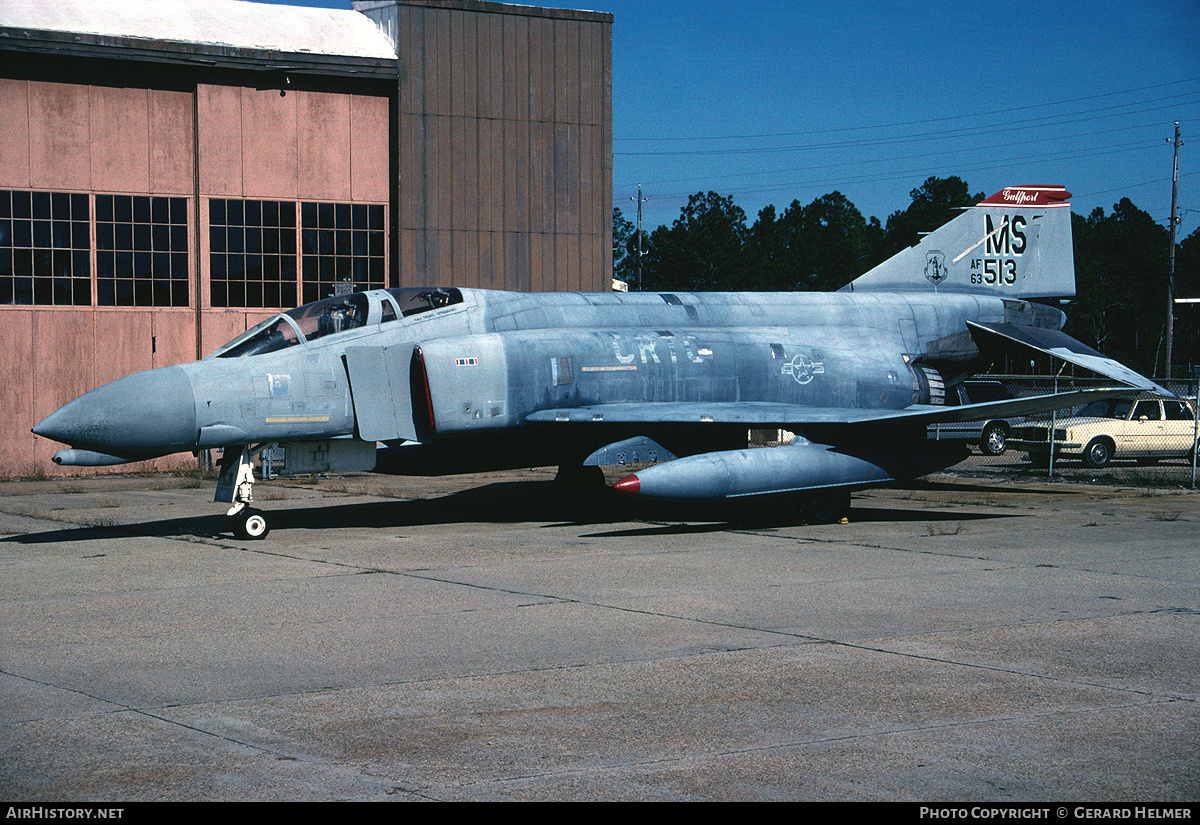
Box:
843, 185, 1073, 298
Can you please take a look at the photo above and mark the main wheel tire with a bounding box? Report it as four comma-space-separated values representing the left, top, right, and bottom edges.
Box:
980, 423, 1008, 456
554, 464, 608, 521
234, 508, 271, 540
1082, 438, 1112, 469
554, 463, 606, 493
806, 490, 851, 524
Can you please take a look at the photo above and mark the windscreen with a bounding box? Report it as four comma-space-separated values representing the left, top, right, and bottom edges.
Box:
387, 287, 462, 317
214, 293, 368, 358
214, 315, 302, 358
214, 288, 462, 358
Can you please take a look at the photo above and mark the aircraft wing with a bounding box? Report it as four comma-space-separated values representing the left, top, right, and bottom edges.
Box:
526, 402, 887, 426
524, 387, 1132, 431
966, 321, 1172, 395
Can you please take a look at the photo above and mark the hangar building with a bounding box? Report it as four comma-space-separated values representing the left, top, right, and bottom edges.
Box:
0, 0, 613, 475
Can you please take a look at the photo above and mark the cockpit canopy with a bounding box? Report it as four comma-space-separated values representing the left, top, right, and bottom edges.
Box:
211, 287, 462, 358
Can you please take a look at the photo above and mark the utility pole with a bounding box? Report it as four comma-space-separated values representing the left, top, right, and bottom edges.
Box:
631, 185, 649, 290
1166, 122, 1183, 381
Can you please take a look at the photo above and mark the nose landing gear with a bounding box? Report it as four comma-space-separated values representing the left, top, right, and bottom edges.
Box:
217, 447, 272, 540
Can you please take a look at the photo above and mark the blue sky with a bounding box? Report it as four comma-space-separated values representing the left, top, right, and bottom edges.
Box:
264, 0, 1200, 236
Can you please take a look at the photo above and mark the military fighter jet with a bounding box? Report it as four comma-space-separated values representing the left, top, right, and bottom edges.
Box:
33, 185, 1169, 538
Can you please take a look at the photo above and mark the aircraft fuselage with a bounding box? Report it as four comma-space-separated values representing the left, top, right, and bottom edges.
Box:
34, 286, 1063, 471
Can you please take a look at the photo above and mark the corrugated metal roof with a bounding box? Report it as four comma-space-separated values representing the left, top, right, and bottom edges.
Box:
0, 0, 397, 59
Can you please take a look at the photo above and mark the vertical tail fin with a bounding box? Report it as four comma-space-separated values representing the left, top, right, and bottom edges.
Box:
843, 185, 1074, 298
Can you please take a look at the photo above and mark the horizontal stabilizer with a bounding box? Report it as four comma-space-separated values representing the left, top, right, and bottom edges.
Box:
880, 387, 1138, 429
967, 322, 1171, 395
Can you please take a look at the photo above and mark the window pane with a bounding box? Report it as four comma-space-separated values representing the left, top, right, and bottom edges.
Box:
300, 200, 388, 301
0, 190, 91, 306
114, 195, 132, 222
208, 199, 296, 308
95, 195, 189, 307
11, 191, 31, 219
32, 191, 51, 219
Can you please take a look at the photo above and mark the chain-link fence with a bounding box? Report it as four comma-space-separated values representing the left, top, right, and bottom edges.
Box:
931, 376, 1200, 488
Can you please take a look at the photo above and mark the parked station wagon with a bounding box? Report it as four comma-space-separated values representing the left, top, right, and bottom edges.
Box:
1011, 395, 1198, 468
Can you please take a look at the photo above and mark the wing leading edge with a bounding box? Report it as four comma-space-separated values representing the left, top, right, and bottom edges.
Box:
524, 387, 1135, 432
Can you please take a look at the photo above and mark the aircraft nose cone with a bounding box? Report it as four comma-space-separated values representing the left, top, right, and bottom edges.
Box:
33, 366, 197, 459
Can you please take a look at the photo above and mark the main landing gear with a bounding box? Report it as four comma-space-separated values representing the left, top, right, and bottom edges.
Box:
804, 489, 851, 524
216, 447, 272, 540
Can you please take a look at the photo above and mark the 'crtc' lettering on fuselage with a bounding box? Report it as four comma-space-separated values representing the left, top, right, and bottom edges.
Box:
608, 333, 710, 366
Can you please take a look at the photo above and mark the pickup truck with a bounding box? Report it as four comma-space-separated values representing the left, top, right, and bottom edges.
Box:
927, 379, 1021, 455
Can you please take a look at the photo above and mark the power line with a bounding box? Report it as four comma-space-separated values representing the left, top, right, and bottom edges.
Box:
616, 92, 1200, 157
1075, 169, 1199, 201
705, 143, 1165, 203
627, 137, 1166, 199
615, 76, 1200, 144
619, 126, 1162, 191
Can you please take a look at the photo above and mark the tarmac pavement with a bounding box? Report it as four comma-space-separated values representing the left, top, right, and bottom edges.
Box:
0, 469, 1197, 801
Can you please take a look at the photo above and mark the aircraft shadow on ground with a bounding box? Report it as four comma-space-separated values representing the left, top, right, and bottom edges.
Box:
904, 478, 1084, 496
584, 503, 1016, 538
3, 480, 1021, 544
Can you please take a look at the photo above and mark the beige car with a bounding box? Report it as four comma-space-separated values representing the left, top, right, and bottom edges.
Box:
1012, 395, 1199, 468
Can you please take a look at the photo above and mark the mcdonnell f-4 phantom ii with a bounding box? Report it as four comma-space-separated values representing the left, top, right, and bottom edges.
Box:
33, 184, 1171, 538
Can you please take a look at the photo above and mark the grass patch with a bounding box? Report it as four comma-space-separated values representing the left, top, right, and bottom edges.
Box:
1150, 510, 1183, 522
925, 522, 967, 536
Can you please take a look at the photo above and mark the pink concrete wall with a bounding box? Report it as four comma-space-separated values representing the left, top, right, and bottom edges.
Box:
1, 76, 390, 476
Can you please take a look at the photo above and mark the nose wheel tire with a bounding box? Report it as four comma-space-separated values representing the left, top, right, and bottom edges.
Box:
233, 508, 271, 540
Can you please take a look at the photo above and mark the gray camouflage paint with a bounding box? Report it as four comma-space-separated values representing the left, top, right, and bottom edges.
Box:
33, 185, 1161, 504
